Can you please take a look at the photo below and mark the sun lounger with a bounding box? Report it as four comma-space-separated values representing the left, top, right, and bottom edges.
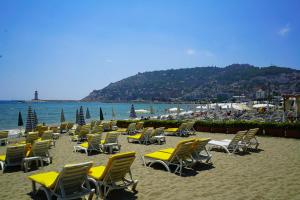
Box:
242, 128, 260, 150
101, 132, 121, 154
143, 139, 195, 176
28, 162, 94, 200
88, 152, 138, 199
208, 131, 247, 154
0, 144, 26, 171
127, 128, 153, 145
74, 134, 102, 155
165, 123, 188, 137
24, 140, 51, 172
149, 127, 166, 145
0, 131, 9, 145
116, 123, 136, 135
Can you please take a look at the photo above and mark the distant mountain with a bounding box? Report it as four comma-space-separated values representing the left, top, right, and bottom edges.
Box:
82, 64, 300, 102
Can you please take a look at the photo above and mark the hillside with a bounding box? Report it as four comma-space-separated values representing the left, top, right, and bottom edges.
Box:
82, 64, 300, 102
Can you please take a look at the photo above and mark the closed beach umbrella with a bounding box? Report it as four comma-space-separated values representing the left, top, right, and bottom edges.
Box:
86, 108, 91, 119
129, 104, 137, 118
25, 106, 34, 133
75, 109, 79, 124
33, 110, 38, 129
176, 105, 181, 115
100, 107, 104, 121
150, 105, 155, 115
78, 106, 86, 126
18, 111, 24, 127
112, 107, 116, 120
60, 109, 65, 123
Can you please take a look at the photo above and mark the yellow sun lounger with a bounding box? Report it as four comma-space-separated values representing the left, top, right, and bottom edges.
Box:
74, 134, 102, 155
143, 139, 195, 176
165, 123, 188, 137
100, 132, 121, 154
28, 162, 94, 200
24, 140, 51, 172
0, 144, 26, 172
88, 152, 138, 199
127, 127, 153, 144
159, 138, 212, 164
116, 123, 136, 135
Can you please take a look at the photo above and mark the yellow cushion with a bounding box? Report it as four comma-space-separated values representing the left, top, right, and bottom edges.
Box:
116, 128, 127, 132
144, 151, 172, 161
100, 139, 105, 144
80, 142, 88, 148
0, 155, 5, 161
88, 165, 106, 180
165, 128, 178, 132
127, 134, 142, 140
158, 148, 174, 154
28, 171, 59, 188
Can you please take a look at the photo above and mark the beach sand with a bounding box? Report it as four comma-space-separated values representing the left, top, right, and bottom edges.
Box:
0, 132, 300, 200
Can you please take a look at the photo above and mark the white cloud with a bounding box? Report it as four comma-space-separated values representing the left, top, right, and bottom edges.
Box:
185, 48, 196, 55
278, 24, 291, 36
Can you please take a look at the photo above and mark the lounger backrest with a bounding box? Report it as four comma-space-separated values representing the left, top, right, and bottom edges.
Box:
142, 128, 154, 141
56, 162, 93, 198
32, 140, 50, 157
111, 121, 117, 127
89, 134, 102, 149
157, 127, 165, 135
179, 123, 188, 131
50, 126, 58, 133
79, 128, 89, 136
229, 131, 247, 148
67, 123, 74, 130
82, 125, 91, 130
170, 139, 195, 162
0, 131, 9, 139
243, 128, 259, 143
91, 126, 103, 134
90, 121, 96, 128
136, 122, 144, 130
60, 123, 68, 130
6, 145, 26, 165
41, 130, 53, 140
102, 122, 111, 131
104, 132, 119, 144
26, 132, 39, 144
128, 123, 136, 132
186, 122, 195, 130
102, 152, 136, 182
192, 138, 210, 153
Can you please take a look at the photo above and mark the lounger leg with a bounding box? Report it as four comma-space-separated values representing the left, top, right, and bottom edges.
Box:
32, 181, 36, 194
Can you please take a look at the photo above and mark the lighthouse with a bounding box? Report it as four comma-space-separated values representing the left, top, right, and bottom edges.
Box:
34, 91, 39, 100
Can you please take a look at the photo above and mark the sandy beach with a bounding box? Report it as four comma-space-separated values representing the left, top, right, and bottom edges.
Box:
1, 132, 300, 200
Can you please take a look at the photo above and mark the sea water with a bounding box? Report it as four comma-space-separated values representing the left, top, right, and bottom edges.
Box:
0, 101, 194, 130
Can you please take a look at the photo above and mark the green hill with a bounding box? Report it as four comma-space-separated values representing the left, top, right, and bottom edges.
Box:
82, 64, 300, 102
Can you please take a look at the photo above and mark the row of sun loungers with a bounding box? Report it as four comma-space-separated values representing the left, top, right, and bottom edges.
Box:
0, 121, 261, 200
28, 151, 138, 200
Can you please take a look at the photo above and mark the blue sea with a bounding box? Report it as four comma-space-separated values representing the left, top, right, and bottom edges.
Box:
0, 101, 194, 130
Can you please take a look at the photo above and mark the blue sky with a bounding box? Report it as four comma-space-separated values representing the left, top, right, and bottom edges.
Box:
0, 0, 299, 100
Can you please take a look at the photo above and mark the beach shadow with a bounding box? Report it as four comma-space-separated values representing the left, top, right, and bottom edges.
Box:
192, 162, 215, 172
2, 166, 23, 173
247, 148, 264, 153
210, 148, 251, 156
107, 189, 138, 200
147, 163, 198, 177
